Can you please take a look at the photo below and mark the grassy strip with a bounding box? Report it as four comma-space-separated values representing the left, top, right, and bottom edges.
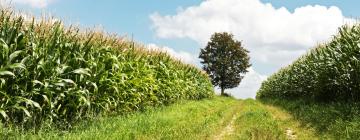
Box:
226, 99, 285, 140
2, 97, 328, 139
1, 96, 239, 140
262, 104, 319, 139
261, 99, 360, 139
226, 99, 319, 140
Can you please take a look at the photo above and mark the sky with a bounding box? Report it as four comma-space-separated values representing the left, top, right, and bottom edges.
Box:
5, 0, 360, 99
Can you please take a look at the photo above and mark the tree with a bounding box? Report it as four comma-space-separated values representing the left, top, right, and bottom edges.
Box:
199, 32, 251, 96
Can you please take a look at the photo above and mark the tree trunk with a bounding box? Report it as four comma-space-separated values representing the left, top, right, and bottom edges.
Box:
221, 87, 225, 96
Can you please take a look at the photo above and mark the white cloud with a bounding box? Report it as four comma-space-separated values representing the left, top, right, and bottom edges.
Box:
150, 0, 351, 68
147, 43, 198, 65
150, 0, 352, 98
2, 0, 52, 8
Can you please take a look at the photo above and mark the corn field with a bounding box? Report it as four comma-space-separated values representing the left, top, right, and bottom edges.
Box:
0, 9, 214, 128
257, 23, 360, 102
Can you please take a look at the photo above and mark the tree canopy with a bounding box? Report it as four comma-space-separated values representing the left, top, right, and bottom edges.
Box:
199, 32, 251, 95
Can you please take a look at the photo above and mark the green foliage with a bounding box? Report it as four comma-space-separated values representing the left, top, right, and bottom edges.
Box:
0, 9, 214, 129
257, 23, 360, 102
199, 32, 251, 95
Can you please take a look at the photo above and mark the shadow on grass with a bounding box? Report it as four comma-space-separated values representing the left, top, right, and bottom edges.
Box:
259, 98, 360, 139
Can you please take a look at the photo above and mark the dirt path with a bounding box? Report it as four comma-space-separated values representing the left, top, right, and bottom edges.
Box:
213, 113, 238, 140
263, 105, 317, 140
285, 128, 297, 140
210, 100, 317, 140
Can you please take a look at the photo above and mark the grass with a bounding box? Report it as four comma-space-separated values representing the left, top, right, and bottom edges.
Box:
261, 99, 360, 139
0, 96, 326, 140
225, 99, 319, 140
1, 96, 238, 140
226, 99, 285, 139
262, 104, 318, 139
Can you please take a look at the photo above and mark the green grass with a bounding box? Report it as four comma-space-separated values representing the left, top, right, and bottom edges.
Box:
261, 99, 360, 139
1, 97, 238, 140
226, 99, 285, 140
0, 97, 324, 140
225, 99, 318, 140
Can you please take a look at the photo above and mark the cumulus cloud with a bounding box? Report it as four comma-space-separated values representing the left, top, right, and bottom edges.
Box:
150, 0, 351, 68
147, 43, 198, 65
2, 0, 53, 8
150, 0, 352, 98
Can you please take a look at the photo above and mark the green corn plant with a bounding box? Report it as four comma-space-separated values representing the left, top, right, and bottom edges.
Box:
257, 23, 360, 102
0, 8, 214, 130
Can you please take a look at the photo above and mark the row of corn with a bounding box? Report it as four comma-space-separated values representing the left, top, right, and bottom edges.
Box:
257, 23, 360, 102
0, 9, 214, 128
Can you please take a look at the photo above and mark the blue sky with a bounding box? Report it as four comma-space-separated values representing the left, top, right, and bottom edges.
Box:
262, 0, 360, 17
10, 0, 359, 98
14, 0, 204, 53
14, 0, 359, 56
